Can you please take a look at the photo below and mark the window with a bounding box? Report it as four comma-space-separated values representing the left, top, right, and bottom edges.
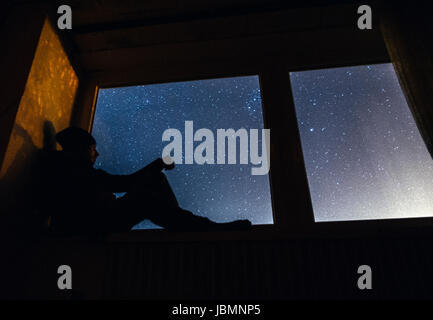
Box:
92, 76, 273, 229
290, 63, 433, 222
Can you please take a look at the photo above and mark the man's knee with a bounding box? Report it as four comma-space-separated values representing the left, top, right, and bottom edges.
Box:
129, 171, 166, 192
154, 172, 174, 192
156, 171, 168, 183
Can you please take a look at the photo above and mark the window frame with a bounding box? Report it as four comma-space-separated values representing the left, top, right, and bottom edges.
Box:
284, 60, 433, 235
91, 73, 277, 230
69, 21, 433, 241
88, 69, 283, 239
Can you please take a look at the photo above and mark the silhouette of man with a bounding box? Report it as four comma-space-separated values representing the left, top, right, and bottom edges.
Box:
44, 127, 251, 236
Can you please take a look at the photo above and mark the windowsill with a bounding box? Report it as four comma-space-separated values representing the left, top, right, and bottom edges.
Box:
104, 217, 433, 243
38, 217, 433, 245
106, 224, 278, 243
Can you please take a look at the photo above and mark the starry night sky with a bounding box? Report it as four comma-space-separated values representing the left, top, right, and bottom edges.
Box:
92, 63, 433, 226
291, 63, 433, 221
92, 76, 273, 229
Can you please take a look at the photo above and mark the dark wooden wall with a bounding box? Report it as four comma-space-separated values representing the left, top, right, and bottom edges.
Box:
10, 232, 433, 299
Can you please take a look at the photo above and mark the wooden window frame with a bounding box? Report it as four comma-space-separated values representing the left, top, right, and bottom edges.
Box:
67, 9, 433, 242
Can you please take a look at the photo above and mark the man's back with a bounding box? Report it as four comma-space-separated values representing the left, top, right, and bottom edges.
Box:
42, 150, 115, 235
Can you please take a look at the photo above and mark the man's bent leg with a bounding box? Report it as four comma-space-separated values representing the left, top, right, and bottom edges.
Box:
110, 172, 180, 229
129, 172, 179, 209
146, 208, 217, 231
114, 172, 252, 231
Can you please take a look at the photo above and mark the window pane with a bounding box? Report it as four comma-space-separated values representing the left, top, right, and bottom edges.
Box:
290, 63, 433, 222
92, 76, 273, 229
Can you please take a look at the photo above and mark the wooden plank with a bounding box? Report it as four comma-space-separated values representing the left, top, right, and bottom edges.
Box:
77, 27, 387, 74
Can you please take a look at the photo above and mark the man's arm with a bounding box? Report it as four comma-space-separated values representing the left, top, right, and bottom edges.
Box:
93, 158, 170, 192
130, 158, 165, 181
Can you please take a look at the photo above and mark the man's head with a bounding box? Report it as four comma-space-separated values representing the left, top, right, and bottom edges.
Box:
56, 127, 99, 164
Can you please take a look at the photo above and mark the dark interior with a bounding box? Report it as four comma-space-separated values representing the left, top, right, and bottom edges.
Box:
1, 0, 433, 299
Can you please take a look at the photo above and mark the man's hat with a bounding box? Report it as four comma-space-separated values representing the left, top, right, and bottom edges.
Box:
56, 127, 96, 151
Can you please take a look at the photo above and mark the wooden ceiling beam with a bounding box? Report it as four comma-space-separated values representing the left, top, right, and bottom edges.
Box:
82, 27, 388, 87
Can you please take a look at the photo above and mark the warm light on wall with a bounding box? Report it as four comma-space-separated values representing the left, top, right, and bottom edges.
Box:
0, 18, 78, 179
